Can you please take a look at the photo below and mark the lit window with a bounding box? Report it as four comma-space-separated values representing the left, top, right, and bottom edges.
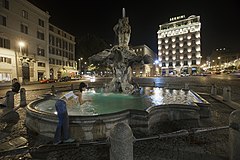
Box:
179, 42, 183, 47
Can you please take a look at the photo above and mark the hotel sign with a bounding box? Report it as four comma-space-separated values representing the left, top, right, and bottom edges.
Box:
169, 15, 185, 22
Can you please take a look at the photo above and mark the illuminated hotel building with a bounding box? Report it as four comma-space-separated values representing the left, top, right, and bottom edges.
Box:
157, 15, 202, 75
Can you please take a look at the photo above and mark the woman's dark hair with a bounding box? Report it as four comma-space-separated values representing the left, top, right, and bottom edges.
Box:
79, 82, 87, 92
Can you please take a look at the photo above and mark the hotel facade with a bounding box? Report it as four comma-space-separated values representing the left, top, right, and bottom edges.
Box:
0, 0, 77, 84
157, 15, 202, 75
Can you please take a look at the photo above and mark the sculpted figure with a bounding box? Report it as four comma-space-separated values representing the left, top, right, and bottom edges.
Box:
89, 8, 153, 94
113, 17, 131, 47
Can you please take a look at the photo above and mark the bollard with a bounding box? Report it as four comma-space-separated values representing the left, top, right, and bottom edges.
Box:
184, 83, 189, 90
51, 85, 56, 95
229, 109, 240, 160
211, 84, 217, 95
109, 122, 134, 160
5, 91, 14, 108
166, 83, 169, 88
153, 82, 155, 87
223, 86, 231, 102
71, 84, 74, 91
20, 88, 27, 107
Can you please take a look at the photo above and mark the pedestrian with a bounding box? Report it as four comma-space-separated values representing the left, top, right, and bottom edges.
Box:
11, 78, 21, 93
53, 98, 75, 145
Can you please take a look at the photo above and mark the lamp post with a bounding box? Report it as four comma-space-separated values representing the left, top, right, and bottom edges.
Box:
18, 41, 25, 56
154, 60, 159, 76
218, 57, 221, 70
78, 57, 83, 75
16, 41, 25, 81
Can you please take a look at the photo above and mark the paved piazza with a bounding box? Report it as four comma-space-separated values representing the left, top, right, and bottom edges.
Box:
1, 74, 240, 104
0, 75, 239, 159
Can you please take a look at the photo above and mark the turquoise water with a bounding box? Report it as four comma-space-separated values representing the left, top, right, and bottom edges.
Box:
34, 87, 203, 116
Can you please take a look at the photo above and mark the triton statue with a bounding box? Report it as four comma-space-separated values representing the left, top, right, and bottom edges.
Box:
89, 8, 152, 94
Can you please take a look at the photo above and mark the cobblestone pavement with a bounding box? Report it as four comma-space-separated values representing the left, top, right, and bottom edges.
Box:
0, 78, 237, 160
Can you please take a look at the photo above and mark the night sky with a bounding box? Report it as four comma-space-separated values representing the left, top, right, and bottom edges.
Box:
28, 0, 239, 57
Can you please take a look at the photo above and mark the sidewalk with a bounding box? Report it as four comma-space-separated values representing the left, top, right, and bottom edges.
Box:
0, 82, 11, 88
0, 81, 40, 89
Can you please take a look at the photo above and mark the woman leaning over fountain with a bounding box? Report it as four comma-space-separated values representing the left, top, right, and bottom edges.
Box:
74, 82, 89, 105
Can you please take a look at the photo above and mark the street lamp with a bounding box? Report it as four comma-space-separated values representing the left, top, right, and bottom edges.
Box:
78, 57, 83, 75
18, 41, 25, 55
15, 41, 25, 81
154, 60, 159, 76
218, 57, 221, 69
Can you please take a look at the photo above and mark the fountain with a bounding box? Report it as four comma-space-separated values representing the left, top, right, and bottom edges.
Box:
88, 8, 152, 94
25, 9, 211, 142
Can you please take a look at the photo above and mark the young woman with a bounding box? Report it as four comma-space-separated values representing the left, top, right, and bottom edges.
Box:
75, 82, 88, 105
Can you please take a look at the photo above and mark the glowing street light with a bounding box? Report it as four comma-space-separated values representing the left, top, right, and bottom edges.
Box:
78, 57, 83, 75
15, 41, 25, 82
18, 41, 25, 54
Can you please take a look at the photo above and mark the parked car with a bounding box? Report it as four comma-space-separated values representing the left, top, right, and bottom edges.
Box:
40, 78, 56, 83
180, 73, 190, 77
58, 76, 71, 82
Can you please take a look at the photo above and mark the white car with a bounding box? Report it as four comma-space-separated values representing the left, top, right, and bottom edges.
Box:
90, 76, 96, 82
180, 73, 190, 77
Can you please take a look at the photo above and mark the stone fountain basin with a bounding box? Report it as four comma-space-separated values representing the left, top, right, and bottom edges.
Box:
25, 90, 211, 141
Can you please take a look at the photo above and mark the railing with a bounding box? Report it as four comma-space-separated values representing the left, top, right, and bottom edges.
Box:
0, 123, 235, 160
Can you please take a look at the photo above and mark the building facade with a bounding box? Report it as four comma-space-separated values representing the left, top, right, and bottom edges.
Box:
209, 48, 240, 71
131, 45, 156, 77
49, 24, 77, 79
157, 15, 202, 76
0, 0, 77, 84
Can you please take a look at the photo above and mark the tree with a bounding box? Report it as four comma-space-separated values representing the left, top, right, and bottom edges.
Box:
75, 33, 110, 60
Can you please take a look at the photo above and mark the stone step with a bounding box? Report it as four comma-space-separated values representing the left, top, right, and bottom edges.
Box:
0, 136, 28, 151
